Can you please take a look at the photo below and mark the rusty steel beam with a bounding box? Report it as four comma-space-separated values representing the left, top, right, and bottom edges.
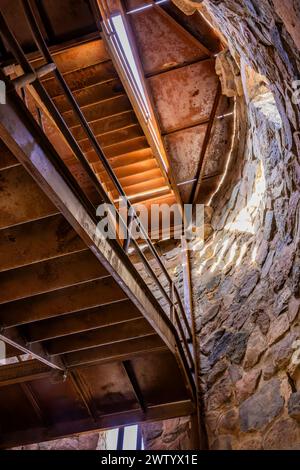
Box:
52, 78, 125, 113
20, 382, 48, 426
43, 61, 118, 97
0, 141, 20, 170
0, 250, 109, 304
0, 8, 195, 400
0, 278, 126, 328
64, 335, 168, 368
63, 94, 132, 128
70, 110, 138, 141
18, 3, 179, 321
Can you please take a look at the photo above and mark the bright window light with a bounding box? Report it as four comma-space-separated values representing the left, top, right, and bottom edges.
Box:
111, 15, 148, 112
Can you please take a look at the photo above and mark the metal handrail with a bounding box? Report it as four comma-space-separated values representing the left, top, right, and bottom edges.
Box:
0, 2, 193, 370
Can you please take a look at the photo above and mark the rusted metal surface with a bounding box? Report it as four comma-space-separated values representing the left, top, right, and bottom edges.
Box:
148, 59, 219, 133
129, 6, 208, 75
24, 300, 142, 343
0, 215, 86, 272
64, 335, 167, 368
191, 81, 221, 202
0, 250, 109, 304
203, 95, 234, 177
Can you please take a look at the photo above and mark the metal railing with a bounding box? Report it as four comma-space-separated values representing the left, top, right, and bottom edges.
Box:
0, 0, 194, 374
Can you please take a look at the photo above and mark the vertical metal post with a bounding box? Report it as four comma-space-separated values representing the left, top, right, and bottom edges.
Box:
117, 426, 125, 450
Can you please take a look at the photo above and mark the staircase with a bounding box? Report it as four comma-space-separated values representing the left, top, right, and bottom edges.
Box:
0, 1, 196, 448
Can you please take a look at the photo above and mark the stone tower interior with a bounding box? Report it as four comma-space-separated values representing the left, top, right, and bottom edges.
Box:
0, 0, 299, 452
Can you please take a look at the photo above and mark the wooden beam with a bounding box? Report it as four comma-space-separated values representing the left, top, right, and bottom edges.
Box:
0, 250, 109, 304
0, 360, 51, 387
45, 318, 154, 356
0, 165, 57, 230
64, 335, 168, 368
0, 400, 194, 449
0, 214, 86, 272
0, 277, 127, 328
24, 299, 142, 343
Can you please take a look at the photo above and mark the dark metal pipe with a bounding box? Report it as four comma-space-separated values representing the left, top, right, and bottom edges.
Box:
21, 0, 173, 286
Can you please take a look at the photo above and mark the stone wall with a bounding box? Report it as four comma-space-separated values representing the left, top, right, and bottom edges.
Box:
142, 417, 193, 450
184, 0, 300, 450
